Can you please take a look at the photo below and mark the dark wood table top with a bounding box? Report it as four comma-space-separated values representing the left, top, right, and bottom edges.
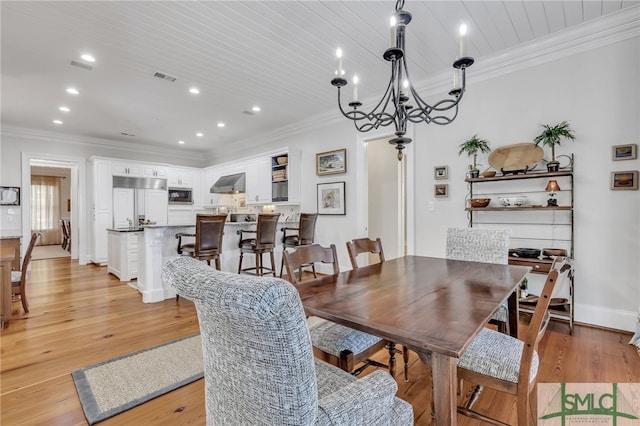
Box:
295, 255, 530, 358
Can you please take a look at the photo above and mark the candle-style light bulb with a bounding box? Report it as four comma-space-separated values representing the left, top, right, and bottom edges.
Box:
336, 48, 343, 77
402, 79, 409, 93
353, 74, 359, 101
453, 69, 461, 90
459, 24, 468, 58
390, 16, 397, 48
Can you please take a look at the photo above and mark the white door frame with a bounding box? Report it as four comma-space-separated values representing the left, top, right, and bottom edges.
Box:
355, 127, 415, 257
21, 152, 87, 264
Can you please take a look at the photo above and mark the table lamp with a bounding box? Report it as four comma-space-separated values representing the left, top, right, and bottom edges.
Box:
545, 180, 560, 206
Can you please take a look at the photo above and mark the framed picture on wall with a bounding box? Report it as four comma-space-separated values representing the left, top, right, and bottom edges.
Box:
434, 184, 448, 198
611, 170, 638, 190
316, 149, 347, 175
317, 181, 346, 215
0, 186, 20, 206
434, 165, 448, 180
612, 144, 637, 161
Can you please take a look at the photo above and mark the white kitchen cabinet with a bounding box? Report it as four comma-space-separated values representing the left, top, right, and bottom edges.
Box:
107, 230, 140, 281
246, 157, 272, 204
112, 188, 135, 229
168, 168, 194, 187
145, 189, 168, 225
112, 162, 142, 176
142, 165, 168, 178
89, 158, 113, 265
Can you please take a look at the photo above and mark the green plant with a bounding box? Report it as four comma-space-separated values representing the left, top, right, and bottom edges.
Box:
533, 121, 576, 163
520, 277, 528, 290
458, 135, 491, 170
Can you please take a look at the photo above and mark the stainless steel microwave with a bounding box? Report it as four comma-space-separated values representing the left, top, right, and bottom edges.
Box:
168, 187, 193, 204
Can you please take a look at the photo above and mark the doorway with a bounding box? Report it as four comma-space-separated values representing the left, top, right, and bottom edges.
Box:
21, 153, 86, 264
355, 131, 415, 265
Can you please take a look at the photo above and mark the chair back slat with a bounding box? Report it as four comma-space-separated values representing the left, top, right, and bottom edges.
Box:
283, 243, 339, 284
347, 237, 385, 269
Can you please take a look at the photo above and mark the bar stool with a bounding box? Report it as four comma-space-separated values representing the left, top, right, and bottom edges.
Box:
280, 212, 318, 277
237, 213, 281, 276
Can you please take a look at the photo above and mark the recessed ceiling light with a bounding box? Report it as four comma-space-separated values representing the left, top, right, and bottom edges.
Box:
252, 106, 261, 112
66, 87, 79, 95
217, 122, 225, 128
81, 54, 95, 62
189, 87, 200, 94
178, 140, 185, 145
196, 132, 204, 137
59, 106, 70, 112
53, 120, 63, 125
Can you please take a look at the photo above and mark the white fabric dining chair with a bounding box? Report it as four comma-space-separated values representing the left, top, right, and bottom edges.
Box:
446, 227, 512, 334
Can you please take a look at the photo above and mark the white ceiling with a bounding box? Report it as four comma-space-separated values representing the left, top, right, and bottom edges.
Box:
1, 1, 637, 160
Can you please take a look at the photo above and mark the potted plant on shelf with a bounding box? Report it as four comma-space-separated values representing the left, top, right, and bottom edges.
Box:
533, 121, 576, 172
458, 135, 491, 178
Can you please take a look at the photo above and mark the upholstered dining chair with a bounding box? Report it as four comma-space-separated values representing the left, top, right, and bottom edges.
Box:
237, 213, 281, 276
346, 237, 410, 382
162, 256, 414, 426
280, 212, 318, 277
446, 227, 512, 334
283, 243, 400, 378
456, 257, 573, 425
11, 232, 41, 313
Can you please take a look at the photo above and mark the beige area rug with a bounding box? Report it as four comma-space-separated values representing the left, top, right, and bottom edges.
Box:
72, 334, 203, 425
32, 244, 70, 260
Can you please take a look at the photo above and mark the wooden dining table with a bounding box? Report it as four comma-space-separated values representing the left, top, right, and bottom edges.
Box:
294, 255, 530, 425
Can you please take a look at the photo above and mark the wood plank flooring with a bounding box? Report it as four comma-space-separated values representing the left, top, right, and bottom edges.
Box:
1, 257, 638, 425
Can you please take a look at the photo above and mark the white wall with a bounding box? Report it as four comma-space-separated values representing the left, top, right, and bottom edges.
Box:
1, 31, 638, 331
413, 36, 640, 331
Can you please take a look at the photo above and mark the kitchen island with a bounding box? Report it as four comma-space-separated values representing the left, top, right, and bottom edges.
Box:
134, 221, 295, 303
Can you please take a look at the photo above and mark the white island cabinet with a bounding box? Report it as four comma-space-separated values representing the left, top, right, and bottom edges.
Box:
107, 229, 142, 281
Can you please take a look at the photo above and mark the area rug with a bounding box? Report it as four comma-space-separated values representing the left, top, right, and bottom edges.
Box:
72, 333, 203, 425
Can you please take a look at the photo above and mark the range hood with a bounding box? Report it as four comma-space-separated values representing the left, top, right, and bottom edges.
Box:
210, 172, 245, 194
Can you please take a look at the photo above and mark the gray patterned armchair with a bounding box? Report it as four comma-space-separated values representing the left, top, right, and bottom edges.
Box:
162, 257, 413, 426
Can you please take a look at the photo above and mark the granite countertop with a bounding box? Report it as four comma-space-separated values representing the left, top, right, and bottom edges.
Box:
107, 228, 145, 233
1, 234, 22, 239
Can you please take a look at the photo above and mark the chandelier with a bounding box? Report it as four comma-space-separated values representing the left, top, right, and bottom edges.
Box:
331, 0, 474, 160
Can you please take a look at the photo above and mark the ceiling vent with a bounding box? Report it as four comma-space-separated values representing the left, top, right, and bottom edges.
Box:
70, 60, 93, 71
153, 71, 176, 82
120, 132, 135, 137
242, 110, 255, 115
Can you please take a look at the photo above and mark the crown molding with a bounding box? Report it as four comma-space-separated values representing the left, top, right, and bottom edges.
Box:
2, 125, 207, 163
218, 5, 639, 161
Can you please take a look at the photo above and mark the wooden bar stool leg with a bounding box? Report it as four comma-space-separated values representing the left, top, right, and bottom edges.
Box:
269, 251, 276, 277
255, 252, 262, 276
238, 253, 244, 274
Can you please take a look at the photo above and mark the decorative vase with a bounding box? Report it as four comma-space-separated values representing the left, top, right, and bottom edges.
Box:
521, 288, 528, 298
469, 169, 480, 178
547, 161, 559, 172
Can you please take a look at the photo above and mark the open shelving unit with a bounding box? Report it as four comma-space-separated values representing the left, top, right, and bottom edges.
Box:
466, 166, 575, 334
271, 154, 289, 202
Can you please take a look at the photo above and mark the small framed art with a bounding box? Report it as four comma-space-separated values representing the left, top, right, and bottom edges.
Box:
612, 144, 637, 161
611, 171, 638, 190
434, 184, 448, 198
434, 165, 448, 180
316, 149, 347, 176
317, 181, 346, 215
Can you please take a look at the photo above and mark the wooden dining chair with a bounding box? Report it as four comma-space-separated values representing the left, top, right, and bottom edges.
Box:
446, 227, 512, 334
346, 237, 385, 269
237, 213, 281, 276
280, 212, 318, 277
283, 243, 399, 378
346, 237, 410, 382
60, 219, 70, 251
11, 232, 41, 313
456, 257, 573, 425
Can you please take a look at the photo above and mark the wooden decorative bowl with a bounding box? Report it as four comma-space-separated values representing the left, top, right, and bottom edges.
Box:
469, 198, 491, 208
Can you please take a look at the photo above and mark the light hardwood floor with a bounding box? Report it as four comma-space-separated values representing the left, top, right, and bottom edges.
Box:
1, 257, 638, 425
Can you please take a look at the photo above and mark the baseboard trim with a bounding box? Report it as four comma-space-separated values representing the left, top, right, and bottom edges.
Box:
575, 303, 637, 333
